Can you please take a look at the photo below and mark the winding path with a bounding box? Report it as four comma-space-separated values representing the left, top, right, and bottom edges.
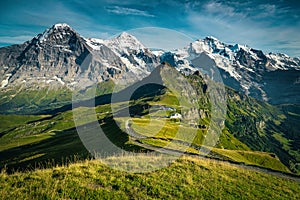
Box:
125, 119, 300, 182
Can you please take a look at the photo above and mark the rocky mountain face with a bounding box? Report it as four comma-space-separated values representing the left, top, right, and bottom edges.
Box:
0, 23, 159, 90
0, 23, 299, 105
85, 32, 159, 83
162, 36, 300, 104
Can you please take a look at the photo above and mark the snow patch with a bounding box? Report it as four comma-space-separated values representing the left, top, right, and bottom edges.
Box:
152, 50, 165, 57
67, 81, 77, 86
54, 23, 71, 29
1, 73, 12, 88
52, 76, 65, 85
63, 48, 72, 53
85, 38, 104, 50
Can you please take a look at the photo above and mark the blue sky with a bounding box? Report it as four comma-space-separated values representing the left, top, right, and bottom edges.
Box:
0, 0, 299, 56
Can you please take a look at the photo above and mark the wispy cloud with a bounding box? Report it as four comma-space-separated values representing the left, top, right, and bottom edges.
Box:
252, 3, 290, 19
0, 35, 32, 45
105, 6, 155, 17
259, 4, 277, 15
199, 1, 292, 21
203, 1, 246, 18
183, 0, 300, 57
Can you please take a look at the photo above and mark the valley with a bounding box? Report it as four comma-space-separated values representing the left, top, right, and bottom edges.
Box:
0, 63, 299, 175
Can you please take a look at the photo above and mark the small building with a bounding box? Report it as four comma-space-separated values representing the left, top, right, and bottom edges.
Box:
169, 113, 182, 120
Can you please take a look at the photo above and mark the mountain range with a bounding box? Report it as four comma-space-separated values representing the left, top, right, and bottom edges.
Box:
0, 23, 299, 113
0, 23, 300, 175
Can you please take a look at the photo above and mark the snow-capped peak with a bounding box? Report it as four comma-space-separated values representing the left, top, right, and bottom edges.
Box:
114, 32, 144, 48
267, 52, 300, 70
187, 36, 225, 55
53, 23, 72, 29
36, 23, 77, 44
204, 36, 220, 41
230, 44, 249, 52
117, 32, 135, 39
104, 32, 145, 55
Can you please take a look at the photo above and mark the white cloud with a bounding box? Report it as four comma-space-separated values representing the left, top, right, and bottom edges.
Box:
259, 4, 276, 15
253, 4, 290, 19
200, 1, 291, 21
202, 1, 246, 18
105, 6, 155, 17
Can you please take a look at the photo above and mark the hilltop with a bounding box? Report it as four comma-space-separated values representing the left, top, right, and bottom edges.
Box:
0, 156, 299, 199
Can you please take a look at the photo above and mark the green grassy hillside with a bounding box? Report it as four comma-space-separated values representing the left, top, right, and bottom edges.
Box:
0, 156, 299, 199
0, 95, 294, 174
0, 80, 115, 114
0, 64, 299, 175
